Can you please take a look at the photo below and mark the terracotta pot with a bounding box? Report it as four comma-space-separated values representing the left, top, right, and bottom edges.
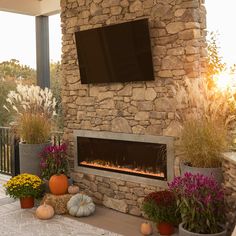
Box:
157, 222, 175, 235
49, 174, 68, 195
20, 196, 34, 209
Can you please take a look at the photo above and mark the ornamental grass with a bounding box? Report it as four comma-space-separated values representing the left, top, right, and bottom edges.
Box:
4, 173, 44, 199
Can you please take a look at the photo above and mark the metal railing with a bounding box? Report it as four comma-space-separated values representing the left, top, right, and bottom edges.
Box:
0, 127, 64, 176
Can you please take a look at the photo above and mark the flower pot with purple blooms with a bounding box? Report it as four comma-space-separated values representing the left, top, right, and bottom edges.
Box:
39, 143, 69, 184
169, 172, 226, 236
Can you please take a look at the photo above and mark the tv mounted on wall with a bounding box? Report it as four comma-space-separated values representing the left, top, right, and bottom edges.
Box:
74, 18, 155, 84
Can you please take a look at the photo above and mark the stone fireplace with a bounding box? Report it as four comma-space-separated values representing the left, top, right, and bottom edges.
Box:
74, 130, 174, 182
60, 0, 207, 215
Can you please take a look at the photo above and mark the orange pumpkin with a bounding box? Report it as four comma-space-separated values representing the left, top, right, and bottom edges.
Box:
49, 174, 68, 195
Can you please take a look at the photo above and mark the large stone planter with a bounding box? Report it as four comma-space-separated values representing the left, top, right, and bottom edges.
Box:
180, 162, 223, 184
179, 223, 226, 236
19, 142, 49, 176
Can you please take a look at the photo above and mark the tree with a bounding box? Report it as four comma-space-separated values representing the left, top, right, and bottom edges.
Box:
206, 32, 226, 81
50, 61, 64, 130
0, 59, 36, 84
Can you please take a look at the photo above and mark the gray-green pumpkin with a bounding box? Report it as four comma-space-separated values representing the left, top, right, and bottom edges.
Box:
67, 194, 95, 217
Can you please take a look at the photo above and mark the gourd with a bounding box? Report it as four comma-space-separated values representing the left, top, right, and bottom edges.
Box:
49, 174, 68, 195
68, 185, 79, 194
140, 222, 153, 235
67, 193, 95, 217
36, 203, 54, 220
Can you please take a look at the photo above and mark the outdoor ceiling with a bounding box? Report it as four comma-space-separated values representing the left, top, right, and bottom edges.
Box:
0, 0, 60, 16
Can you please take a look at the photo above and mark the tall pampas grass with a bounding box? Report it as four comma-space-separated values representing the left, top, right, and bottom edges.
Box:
172, 77, 236, 167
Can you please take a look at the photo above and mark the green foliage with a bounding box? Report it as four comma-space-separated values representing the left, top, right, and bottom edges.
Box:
0, 59, 36, 84
50, 61, 64, 130
0, 79, 16, 126
4, 173, 44, 199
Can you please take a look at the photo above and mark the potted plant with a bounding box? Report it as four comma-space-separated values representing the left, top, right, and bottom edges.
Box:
172, 78, 233, 182
40, 143, 70, 195
4, 173, 44, 208
4, 84, 57, 176
142, 190, 181, 235
168, 172, 226, 236
179, 119, 227, 183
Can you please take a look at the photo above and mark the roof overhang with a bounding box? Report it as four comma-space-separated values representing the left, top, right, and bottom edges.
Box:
0, 0, 60, 16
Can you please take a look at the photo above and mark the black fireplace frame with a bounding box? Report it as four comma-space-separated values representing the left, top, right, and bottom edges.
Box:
77, 136, 167, 180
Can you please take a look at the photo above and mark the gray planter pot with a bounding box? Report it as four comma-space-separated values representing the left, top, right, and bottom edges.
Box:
179, 223, 226, 236
19, 142, 49, 176
180, 162, 223, 184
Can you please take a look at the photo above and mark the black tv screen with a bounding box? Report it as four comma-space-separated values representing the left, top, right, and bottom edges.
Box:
75, 19, 155, 84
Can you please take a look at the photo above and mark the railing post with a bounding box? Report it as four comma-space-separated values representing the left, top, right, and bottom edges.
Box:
12, 137, 20, 176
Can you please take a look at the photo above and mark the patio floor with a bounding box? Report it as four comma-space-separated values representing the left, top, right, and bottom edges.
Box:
0, 174, 161, 236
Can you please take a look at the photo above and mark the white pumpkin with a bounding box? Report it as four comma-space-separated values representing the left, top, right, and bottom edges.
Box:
67, 193, 95, 217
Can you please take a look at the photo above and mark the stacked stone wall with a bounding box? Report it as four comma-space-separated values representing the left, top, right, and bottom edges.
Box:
60, 0, 207, 214
223, 156, 236, 233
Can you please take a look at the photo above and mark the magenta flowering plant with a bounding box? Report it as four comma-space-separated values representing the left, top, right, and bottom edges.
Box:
168, 172, 225, 234
39, 143, 69, 180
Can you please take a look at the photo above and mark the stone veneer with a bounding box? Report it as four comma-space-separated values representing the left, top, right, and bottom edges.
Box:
60, 0, 207, 215
222, 153, 236, 234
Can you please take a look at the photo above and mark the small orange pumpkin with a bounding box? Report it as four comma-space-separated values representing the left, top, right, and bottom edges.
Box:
140, 222, 153, 235
49, 174, 68, 195
68, 185, 80, 194
36, 203, 54, 220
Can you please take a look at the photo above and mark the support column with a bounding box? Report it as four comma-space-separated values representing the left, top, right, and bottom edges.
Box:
36, 16, 50, 88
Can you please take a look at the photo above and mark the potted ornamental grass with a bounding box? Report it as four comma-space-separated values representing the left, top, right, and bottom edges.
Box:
40, 143, 70, 195
4, 84, 57, 176
179, 119, 227, 183
168, 172, 226, 236
172, 78, 233, 182
142, 190, 181, 235
4, 173, 44, 208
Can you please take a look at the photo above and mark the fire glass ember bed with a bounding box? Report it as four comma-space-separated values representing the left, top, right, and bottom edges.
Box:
77, 137, 167, 180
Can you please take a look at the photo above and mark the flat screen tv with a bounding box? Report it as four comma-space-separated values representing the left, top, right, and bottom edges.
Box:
74, 19, 155, 84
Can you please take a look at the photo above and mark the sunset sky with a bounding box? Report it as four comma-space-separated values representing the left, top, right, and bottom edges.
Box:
0, 1, 235, 68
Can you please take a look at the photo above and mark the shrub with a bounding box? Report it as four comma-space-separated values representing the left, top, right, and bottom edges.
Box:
142, 190, 180, 225
168, 172, 225, 234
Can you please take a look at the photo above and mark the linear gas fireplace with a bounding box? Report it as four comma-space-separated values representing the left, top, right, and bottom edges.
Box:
74, 130, 174, 181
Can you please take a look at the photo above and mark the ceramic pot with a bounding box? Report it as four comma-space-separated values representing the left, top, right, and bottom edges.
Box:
179, 223, 226, 236
157, 222, 175, 235
49, 174, 68, 195
20, 196, 34, 208
19, 142, 49, 176
180, 162, 223, 184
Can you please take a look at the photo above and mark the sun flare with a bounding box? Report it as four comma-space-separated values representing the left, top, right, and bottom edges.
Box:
214, 72, 236, 92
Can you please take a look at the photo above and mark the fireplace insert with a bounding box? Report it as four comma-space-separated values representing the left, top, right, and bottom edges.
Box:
77, 137, 167, 180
